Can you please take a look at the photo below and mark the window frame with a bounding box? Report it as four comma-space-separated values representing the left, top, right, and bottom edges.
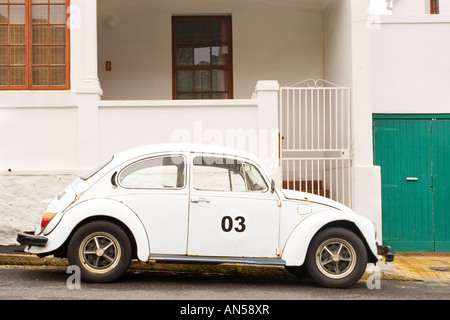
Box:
0, 0, 70, 90
171, 15, 233, 100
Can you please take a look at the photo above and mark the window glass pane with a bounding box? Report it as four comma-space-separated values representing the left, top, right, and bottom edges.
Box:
32, 45, 48, 64
194, 93, 211, 99
11, 0, 26, 3
32, 4, 49, 24
177, 93, 193, 100
119, 156, 185, 189
9, 66, 24, 85
244, 164, 268, 192
194, 70, 210, 92
10, 45, 25, 64
0, 46, 7, 64
0, 6, 8, 23
212, 70, 228, 92
32, 66, 48, 85
50, 45, 64, 64
193, 20, 209, 42
9, 25, 25, 44
176, 45, 192, 66
49, 5, 65, 24
32, 25, 48, 44
10, 5, 25, 24
176, 70, 193, 92
50, 0, 66, 3
211, 45, 228, 65
212, 92, 228, 99
211, 20, 228, 43
193, 156, 244, 192
32, 0, 48, 4
194, 45, 210, 65
0, 26, 6, 44
50, 25, 65, 44
0, 66, 7, 85
49, 65, 64, 85
175, 21, 192, 42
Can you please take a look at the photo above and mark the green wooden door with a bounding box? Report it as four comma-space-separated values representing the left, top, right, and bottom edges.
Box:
373, 115, 450, 252
432, 120, 450, 251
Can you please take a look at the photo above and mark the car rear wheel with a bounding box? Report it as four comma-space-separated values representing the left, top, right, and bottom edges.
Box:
67, 220, 132, 283
305, 227, 368, 288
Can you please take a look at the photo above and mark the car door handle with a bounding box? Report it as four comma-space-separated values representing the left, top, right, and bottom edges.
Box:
406, 177, 418, 181
191, 197, 210, 204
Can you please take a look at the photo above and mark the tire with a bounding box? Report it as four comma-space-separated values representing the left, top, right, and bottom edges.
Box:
67, 220, 132, 283
305, 227, 368, 288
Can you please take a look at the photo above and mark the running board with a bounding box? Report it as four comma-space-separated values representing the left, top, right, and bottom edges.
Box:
149, 254, 286, 266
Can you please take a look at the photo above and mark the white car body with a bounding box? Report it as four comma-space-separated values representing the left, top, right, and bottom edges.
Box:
18, 144, 389, 288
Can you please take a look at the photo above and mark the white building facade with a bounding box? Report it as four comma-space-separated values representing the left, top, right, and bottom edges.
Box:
1, 0, 449, 252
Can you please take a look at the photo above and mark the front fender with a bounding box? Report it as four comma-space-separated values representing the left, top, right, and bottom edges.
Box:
27, 198, 150, 261
281, 210, 377, 266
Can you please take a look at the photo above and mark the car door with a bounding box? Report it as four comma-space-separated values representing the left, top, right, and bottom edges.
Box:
187, 154, 280, 258
111, 153, 189, 255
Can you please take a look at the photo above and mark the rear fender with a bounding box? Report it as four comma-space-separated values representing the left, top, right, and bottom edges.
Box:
27, 198, 150, 261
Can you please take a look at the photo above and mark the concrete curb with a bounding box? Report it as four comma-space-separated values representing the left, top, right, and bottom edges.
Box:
0, 253, 420, 282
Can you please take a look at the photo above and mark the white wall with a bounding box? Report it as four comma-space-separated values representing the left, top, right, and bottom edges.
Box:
371, 16, 450, 113
323, 0, 353, 88
98, 100, 259, 160
392, 0, 427, 14
97, 0, 324, 99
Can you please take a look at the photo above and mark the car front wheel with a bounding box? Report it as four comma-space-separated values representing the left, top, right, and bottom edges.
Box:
305, 227, 368, 288
67, 220, 132, 283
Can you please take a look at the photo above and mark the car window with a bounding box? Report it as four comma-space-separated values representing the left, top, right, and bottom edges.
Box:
244, 163, 268, 192
193, 156, 246, 192
119, 155, 185, 189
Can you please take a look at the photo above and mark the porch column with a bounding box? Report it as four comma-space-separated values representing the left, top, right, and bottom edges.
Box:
76, 0, 102, 95
350, 0, 382, 242
254, 80, 282, 185
75, 0, 101, 170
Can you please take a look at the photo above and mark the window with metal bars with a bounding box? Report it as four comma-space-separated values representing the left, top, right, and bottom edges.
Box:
0, 0, 69, 89
172, 16, 232, 99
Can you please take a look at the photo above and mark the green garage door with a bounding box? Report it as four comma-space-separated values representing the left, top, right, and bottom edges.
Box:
373, 115, 450, 252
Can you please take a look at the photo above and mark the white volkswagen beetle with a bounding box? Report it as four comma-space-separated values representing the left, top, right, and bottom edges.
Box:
17, 144, 393, 288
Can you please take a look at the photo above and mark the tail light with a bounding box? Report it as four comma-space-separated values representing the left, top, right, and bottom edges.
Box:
41, 212, 57, 229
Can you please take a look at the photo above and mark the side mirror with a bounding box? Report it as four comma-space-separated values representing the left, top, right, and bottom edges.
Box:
271, 179, 276, 193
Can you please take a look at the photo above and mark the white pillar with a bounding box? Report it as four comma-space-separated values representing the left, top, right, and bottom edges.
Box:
254, 80, 281, 184
76, 0, 102, 95
350, 0, 383, 242
75, 0, 102, 170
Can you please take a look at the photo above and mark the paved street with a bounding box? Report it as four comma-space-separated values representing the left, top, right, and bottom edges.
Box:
0, 266, 448, 301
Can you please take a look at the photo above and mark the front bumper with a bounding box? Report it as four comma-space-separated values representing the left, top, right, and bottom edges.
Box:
17, 231, 48, 248
377, 243, 395, 263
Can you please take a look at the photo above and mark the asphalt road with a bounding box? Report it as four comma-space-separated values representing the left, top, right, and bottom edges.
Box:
1, 266, 449, 300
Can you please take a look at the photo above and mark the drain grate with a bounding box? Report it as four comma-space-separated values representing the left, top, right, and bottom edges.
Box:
428, 266, 450, 272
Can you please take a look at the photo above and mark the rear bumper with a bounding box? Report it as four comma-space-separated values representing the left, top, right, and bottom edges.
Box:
377, 243, 395, 263
16, 232, 48, 248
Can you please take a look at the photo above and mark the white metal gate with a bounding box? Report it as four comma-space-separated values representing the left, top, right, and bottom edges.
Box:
279, 79, 352, 207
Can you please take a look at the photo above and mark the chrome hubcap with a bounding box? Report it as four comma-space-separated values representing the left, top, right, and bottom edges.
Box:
315, 238, 357, 279
79, 232, 121, 274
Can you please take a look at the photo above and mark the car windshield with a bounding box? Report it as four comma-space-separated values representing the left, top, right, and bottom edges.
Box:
80, 156, 114, 180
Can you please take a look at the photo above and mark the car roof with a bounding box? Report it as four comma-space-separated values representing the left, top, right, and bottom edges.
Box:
112, 143, 261, 164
